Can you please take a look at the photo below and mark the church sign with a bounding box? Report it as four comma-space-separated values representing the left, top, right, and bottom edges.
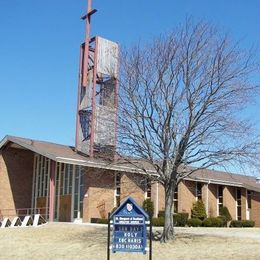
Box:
109, 197, 150, 255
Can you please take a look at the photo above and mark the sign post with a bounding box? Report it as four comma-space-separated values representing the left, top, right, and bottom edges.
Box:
107, 197, 152, 259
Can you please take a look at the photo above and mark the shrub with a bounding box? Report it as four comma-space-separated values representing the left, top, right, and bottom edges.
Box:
231, 220, 255, 227
158, 211, 165, 218
97, 218, 108, 224
187, 218, 202, 227
230, 220, 243, 227
241, 220, 255, 227
173, 213, 189, 227
90, 218, 99, 223
202, 217, 225, 227
191, 200, 207, 220
219, 206, 232, 225
143, 199, 154, 219
217, 216, 227, 227
152, 217, 165, 226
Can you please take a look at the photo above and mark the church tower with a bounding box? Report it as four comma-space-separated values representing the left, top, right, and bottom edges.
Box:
75, 0, 119, 158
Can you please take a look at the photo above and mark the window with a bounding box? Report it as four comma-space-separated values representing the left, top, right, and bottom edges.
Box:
218, 185, 223, 215
145, 178, 152, 199
115, 173, 121, 207
60, 163, 65, 195
32, 154, 50, 206
196, 182, 202, 201
237, 188, 242, 220
247, 190, 252, 209
73, 166, 85, 218
173, 187, 178, 213
55, 163, 60, 219
63, 164, 73, 195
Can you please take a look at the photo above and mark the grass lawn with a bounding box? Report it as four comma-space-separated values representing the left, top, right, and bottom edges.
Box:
0, 223, 260, 259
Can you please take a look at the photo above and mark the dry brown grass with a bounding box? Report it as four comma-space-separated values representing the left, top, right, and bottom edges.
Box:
0, 223, 260, 259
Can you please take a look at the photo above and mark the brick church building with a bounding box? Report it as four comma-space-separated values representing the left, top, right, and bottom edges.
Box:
1, 1, 260, 226
1, 135, 260, 226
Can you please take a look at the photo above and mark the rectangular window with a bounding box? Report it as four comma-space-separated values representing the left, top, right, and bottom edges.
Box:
218, 185, 223, 215
60, 163, 65, 196
173, 187, 178, 213
73, 166, 85, 219
68, 165, 73, 194
196, 182, 202, 201
115, 173, 121, 207
247, 190, 252, 209
237, 188, 242, 220
55, 163, 60, 219
33, 155, 50, 200
145, 179, 152, 199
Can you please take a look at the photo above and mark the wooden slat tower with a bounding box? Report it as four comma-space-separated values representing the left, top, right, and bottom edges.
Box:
75, 0, 119, 159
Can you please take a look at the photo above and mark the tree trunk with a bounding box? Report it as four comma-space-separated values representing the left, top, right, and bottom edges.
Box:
161, 183, 175, 243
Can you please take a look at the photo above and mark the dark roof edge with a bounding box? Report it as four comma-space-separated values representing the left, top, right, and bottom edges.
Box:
0, 135, 57, 161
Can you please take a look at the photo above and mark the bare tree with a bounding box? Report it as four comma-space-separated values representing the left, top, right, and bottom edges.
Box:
118, 20, 260, 242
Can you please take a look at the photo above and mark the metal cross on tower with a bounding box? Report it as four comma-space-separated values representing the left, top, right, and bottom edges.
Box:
75, 0, 119, 158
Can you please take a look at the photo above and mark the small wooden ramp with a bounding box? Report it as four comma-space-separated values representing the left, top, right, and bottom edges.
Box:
1, 218, 11, 228
33, 214, 47, 227
21, 215, 33, 227
11, 217, 22, 227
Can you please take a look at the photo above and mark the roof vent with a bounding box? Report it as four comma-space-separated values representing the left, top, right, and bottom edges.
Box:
256, 177, 260, 184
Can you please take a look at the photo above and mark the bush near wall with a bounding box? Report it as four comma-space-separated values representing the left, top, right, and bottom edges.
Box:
230, 220, 255, 227
202, 217, 225, 227
156, 212, 189, 227
143, 199, 154, 218
158, 211, 165, 218
97, 218, 109, 224
173, 213, 189, 227
90, 218, 100, 223
219, 206, 232, 226
187, 218, 202, 227
152, 217, 165, 226
219, 206, 232, 221
191, 200, 207, 220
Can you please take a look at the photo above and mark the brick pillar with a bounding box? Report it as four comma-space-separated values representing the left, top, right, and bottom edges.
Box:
223, 186, 236, 219
241, 188, 247, 220
208, 184, 217, 217
151, 181, 159, 217
202, 183, 208, 215
49, 160, 56, 222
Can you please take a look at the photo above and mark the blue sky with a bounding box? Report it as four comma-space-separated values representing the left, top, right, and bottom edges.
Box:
0, 0, 259, 146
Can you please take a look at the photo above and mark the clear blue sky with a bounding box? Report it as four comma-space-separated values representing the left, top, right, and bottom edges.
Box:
0, 0, 259, 146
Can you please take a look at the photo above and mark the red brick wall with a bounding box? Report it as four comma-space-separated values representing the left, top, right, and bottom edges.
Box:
83, 168, 114, 222
178, 180, 196, 216
0, 147, 34, 218
241, 188, 247, 220
208, 184, 217, 217
157, 183, 165, 213
223, 186, 236, 220
251, 192, 260, 227
120, 173, 145, 206
82, 170, 260, 225
83, 170, 145, 222
151, 182, 159, 216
